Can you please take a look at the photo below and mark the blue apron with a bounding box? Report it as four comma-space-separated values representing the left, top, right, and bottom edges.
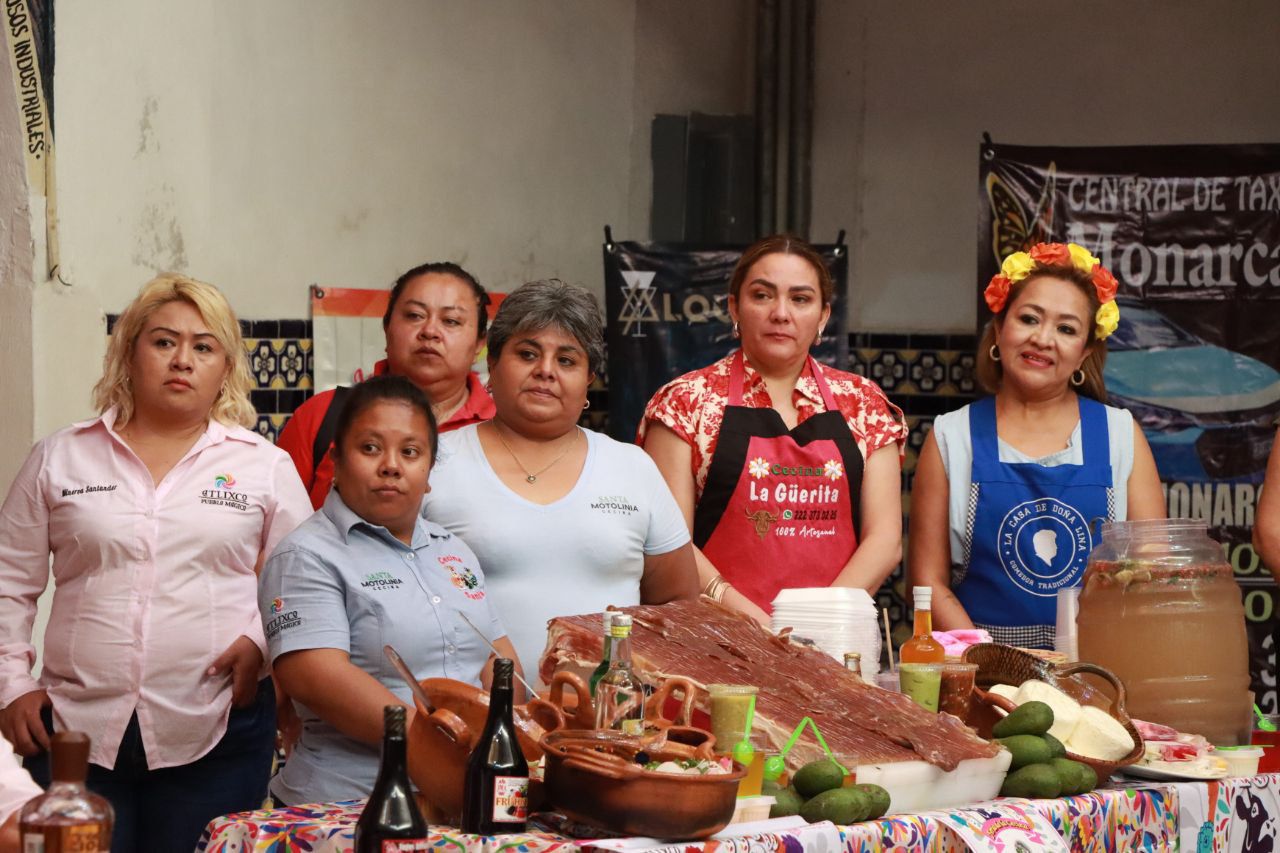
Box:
955, 396, 1113, 650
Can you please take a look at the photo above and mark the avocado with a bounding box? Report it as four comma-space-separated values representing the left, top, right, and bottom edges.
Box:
853, 783, 891, 820
1049, 757, 1090, 795
770, 785, 805, 818
1000, 763, 1062, 799
1043, 732, 1067, 759
998, 734, 1054, 770
762, 777, 782, 795
799, 787, 871, 824
992, 700, 1055, 738
1076, 762, 1098, 793
793, 758, 846, 798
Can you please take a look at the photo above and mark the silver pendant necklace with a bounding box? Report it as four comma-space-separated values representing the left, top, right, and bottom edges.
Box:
492, 424, 579, 484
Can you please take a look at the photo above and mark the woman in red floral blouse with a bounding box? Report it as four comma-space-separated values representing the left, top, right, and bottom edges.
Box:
639, 234, 907, 625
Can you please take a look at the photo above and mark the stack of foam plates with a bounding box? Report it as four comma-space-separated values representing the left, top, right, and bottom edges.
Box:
770, 587, 881, 680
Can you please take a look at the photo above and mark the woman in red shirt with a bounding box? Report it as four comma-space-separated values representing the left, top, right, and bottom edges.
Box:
640, 235, 906, 624
277, 262, 496, 508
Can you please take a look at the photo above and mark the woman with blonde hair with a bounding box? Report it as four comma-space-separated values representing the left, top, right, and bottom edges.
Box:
0, 273, 311, 851
907, 244, 1164, 649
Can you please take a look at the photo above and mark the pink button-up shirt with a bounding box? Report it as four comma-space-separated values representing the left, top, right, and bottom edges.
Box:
0, 410, 311, 769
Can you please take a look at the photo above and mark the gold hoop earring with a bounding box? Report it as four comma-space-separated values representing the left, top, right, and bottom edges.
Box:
1071, 369, 1085, 387
989, 345, 1001, 362
732, 322, 740, 339
583, 399, 591, 411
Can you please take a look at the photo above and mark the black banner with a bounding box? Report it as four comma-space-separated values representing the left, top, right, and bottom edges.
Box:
602, 239, 849, 442
978, 142, 1280, 711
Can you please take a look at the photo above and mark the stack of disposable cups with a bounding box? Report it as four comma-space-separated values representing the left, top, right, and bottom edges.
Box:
1054, 587, 1081, 662
771, 587, 881, 680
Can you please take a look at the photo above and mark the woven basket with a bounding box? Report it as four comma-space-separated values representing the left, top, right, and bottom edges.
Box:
961, 643, 1145, 780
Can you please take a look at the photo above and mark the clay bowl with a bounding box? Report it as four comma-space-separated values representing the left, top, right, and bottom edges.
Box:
406, 672, 592, 823
541, 728, 744, 839
962, 643, 1145, 780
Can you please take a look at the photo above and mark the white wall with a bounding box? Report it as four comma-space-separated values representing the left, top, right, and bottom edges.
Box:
812, 0, 1280, 333
627, 1, 754, 232
0, 27, 35, 490
34, 0, 754, 450
17, 0, 1280, 464
46, 0, 637, 440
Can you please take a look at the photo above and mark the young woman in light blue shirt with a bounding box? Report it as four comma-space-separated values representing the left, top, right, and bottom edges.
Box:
260, 375, 520, 806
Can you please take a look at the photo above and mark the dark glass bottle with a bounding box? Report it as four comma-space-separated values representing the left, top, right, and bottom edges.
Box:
19, 732, 113, 852
462, 658, 529, 834
355, 705, 428, 853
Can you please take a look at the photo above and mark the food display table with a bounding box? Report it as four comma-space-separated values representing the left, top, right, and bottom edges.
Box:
197, 774, 1280, 853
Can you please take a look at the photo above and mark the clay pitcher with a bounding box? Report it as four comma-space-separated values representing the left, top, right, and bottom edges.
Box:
406, 671, 592, 823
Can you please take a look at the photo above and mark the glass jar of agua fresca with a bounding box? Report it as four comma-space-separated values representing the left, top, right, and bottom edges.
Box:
1076, 519, 1252, 745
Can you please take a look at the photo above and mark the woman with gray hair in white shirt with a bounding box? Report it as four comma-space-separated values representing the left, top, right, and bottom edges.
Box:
425, 279, 700, 680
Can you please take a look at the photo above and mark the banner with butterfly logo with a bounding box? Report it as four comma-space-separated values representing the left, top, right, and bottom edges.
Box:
978, 141, 1280, 712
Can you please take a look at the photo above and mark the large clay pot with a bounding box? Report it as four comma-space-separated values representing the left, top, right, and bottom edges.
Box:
541, 729, 742, 839
407, 671, 592, 824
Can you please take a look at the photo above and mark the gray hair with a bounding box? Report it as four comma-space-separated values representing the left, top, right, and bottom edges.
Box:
487, 279, 606, 377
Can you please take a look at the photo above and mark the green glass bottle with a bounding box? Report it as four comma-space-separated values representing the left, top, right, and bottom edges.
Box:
588, 611, 614, 697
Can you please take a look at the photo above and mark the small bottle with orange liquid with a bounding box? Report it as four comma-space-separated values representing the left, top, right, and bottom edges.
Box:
899, 586, 946, 664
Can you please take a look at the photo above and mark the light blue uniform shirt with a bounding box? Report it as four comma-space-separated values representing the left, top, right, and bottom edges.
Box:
260, 490, 505, 805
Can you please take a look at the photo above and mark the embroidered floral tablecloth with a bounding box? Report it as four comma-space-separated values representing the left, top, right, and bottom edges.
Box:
197, 801, 578, 853
838, 774, 1280, 852
197, 774, 1280, 853
838, 786, 1176, 852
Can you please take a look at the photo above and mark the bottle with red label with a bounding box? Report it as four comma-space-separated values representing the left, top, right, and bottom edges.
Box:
355, 705, 428, 852
462, 658, 529, 835
19, 731, 113, 852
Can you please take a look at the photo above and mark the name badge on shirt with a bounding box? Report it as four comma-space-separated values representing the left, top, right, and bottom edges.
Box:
59, 483, 119, 497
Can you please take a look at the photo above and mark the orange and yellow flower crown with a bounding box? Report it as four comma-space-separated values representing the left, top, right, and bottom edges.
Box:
984, 242, 1120, 340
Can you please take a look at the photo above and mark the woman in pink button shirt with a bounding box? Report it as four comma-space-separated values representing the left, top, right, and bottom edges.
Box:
0, 274, 312, 852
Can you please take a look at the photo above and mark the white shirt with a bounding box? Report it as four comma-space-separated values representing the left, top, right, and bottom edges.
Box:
423, 425, 690, 681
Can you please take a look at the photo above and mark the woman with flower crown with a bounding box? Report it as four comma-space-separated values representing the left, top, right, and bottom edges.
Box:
907, 243, 1164, 649
641, 234, 907, 625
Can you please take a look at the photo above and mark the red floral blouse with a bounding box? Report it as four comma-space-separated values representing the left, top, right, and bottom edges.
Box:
638, 350, 908, 501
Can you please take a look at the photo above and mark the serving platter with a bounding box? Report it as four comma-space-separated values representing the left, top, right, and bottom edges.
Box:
1120, 760, 1228, 781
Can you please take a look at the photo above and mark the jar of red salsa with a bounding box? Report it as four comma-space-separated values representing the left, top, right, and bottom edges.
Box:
1076, 519, 1251, 745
